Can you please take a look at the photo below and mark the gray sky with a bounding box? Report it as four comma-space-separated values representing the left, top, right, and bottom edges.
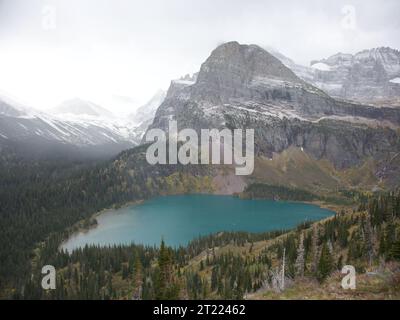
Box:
0, 0, 399, 114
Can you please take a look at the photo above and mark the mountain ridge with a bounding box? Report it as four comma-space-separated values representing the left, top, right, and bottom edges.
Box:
271, 46, 400, 104
0, 95, 140, 160
51, 98, 116, 118
145, 42, 400, 188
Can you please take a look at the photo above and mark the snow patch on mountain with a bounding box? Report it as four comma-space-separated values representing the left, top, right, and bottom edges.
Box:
270, 46, 400, 103
311, 62, 331, 71
51, 98, 116, 118
126, 90, 167, 142
129, 90, 166, 124
0, 92, 149, 150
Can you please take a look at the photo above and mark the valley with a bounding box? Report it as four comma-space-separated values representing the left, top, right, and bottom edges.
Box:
1, 40, 400, 300
17, 191, 400, 300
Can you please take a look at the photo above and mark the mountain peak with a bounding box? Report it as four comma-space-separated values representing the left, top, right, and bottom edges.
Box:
198, 41, 300, 83
131, 90, 166, 124
188, 41, 302, 104
52, 98, 115, 118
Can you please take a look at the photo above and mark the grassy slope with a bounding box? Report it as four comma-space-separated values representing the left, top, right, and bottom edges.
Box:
248, 147, 380, 194
183, 211, 400, 300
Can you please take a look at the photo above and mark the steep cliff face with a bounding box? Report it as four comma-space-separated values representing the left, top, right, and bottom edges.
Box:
191, 42, 301, 104
311, 47, 400, 103
147, 42, 400, 178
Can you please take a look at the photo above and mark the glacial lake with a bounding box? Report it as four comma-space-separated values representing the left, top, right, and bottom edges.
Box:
61, 194, 334, 252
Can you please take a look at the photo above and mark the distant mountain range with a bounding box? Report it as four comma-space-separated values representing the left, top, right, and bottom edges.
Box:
51, 98, 117, 118
270, 47, 400, 105
2, 43, 400, 191
0, 91, 166, 160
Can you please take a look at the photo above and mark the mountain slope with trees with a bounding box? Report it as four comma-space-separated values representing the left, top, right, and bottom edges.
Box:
11, 191, 400, 300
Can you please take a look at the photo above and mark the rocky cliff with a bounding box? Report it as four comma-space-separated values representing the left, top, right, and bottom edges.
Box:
310, 47, 400, 103
147, 42, 400, 182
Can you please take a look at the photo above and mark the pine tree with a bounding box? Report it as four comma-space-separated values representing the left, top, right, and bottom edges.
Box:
211, 267, 218, 291
337, 255, 343, 270
317, 242, 334, 283
295, 233, 305, 277
154, 239, 179, 300
338, 223, 349, 248
132, 254, 143, 300
364, 215, 375, 266
311, 225, 319, 273
385, 223, 396, 253
378, 226, 387, 257
155, 239, 169, 299
389, 240, 400, 261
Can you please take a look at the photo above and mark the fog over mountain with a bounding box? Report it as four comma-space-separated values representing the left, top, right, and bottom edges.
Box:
0, 0, 399, 112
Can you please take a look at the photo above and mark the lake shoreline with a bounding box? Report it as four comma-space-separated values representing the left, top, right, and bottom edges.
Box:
60, 194, 341, 252
59, 199, 145, 251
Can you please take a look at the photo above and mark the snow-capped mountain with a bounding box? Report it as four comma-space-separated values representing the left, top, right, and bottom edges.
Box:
51, 98, 116, 118
270, 47, 400, 104
128, 90, 166, 142
0, 95, 143, 159
0, 98, 25, 118
0, 91, 36, 118
310, 47, 400, 103
265, 47, 317, 85
129, 90, 166, 125
147, 41, 400, 178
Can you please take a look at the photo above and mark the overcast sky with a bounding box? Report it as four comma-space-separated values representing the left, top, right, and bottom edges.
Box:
0, 0, 399, 114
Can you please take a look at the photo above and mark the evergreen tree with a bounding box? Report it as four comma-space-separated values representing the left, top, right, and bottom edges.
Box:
317, 242, 334, 283
155, 239, 179, 300
211, 267, 218, 291
295, 233, 305, 277
389, 240, 400, 261
132, 254, 143, 300
364, 215, 375, 266
311, 225, 319, 273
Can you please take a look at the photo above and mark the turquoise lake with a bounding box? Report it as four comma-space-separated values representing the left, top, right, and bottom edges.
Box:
61, 194, 334, 251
